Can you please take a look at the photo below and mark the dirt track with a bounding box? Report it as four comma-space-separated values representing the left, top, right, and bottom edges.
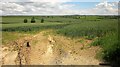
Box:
1, 30, 101, 65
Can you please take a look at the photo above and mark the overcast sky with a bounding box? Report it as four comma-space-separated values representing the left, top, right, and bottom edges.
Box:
0, 0, 119, 15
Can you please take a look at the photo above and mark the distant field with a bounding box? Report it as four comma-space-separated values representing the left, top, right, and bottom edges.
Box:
1, 15, 118, 38
1, 16, 82, 24
1, 15, 118, 42
1, 15, 110, 24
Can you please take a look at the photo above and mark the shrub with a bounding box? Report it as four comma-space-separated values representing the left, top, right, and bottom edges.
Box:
92, 32, 120, 66
31, 17, 36, 23
101, 33, 120, 65
41, 18, 44, 23
24, 19, 28, 23
90, 38, 103, 46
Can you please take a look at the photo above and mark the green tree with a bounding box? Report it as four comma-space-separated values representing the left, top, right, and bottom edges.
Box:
31, 17, 36, 23
24, 19, 28, 23
41, 18, 44, 23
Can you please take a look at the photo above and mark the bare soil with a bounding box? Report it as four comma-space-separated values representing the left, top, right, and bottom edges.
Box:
1, 30, 101, 65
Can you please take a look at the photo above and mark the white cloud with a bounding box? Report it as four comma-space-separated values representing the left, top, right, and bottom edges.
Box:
1, 2, 26, 15
1, 0, 119, 2
71, 1, 118, 15
0, 1, 118, 15
62, 1, 118, 15
1, 0, 72, 2
1, 2, 76, 15
68, 1, 118, 15
94, 1, 118, 15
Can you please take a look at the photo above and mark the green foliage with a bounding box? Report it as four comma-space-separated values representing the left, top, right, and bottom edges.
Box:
101, 33, 120, 65
57, 20, 117, 39
31, 17, 36, 23
90, 38, 103, 46
41, 18, 44, 23
24, 19, 28, 23
2, 32, 26, 45
91, 32, 120, 65
2, 23, 68, 33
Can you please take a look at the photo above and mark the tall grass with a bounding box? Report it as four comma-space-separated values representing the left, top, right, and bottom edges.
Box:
57, 19, 118, 39
2, 23, 69, 33
94, 32, 120, 66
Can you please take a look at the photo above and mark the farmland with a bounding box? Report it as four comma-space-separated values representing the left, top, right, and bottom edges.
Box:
1, 15, 119, 65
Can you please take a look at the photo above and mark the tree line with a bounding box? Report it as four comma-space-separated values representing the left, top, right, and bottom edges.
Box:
24, 17, 44, 23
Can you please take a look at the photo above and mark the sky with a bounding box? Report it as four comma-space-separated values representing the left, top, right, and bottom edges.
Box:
0, 0, 119, 15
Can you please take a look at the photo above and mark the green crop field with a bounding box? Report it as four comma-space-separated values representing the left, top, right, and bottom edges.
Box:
1, 15, 120, 65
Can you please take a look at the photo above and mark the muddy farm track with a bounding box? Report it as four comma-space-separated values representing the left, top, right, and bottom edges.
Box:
1, 31, 101, 65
